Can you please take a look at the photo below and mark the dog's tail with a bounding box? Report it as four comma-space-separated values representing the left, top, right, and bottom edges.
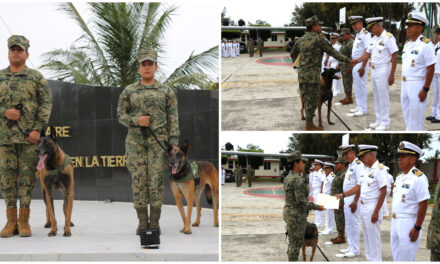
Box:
204, 184, 213, 205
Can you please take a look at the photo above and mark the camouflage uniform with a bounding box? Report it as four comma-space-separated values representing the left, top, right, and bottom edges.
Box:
338, 35, 354, 95
0, 36, 52, 209
118, 80, 179, 209
290, 16, 350, 123
234, 166, 242, 187
258, 39, 264, 57
247, 39, 255, 57
246, 167, 254, 187
331, 168, 346, 235
427, 182, 440, 261
283, 152, 319, 261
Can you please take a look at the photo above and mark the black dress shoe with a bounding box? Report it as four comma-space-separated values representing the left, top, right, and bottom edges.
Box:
426, 116, 435, 120
431, 118, 440, 123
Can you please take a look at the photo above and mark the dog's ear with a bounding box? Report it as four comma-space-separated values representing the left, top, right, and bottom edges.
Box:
166, 142, 173, 155
49, 126, 57, 141
180, 139, 190, 155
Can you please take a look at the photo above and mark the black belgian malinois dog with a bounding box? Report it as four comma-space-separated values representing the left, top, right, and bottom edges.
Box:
318, 68, 341, 129
35, 127, 74, 237
167, 140, 219, 234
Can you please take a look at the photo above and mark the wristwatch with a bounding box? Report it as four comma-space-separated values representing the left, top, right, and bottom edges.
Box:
414, 225, 422, 231
423, 86, 430, 92
342, 192, 346, 198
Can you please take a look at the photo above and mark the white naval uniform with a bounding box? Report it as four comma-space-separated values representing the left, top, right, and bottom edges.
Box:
366, 30, 399, 128
358, 160, 388, 261
352, 28, 371, 113
322, 52, 329, 73
221, 169, 225, 185
382, 173, 394, 216
343, 158, 364, 255
235, 42, 240, 56
231, 42, 236, 58
323, 172, 336, 233
221, 43, 226, 58
330, 42, 343, 96
401, 36, 436, 131
431, 42, 440, 119
311, 168, 325, 227
227, 42, 232, 57
391, 167, 430, 261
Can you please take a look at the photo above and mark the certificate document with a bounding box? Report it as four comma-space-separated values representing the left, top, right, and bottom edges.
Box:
316, 193, 339, 209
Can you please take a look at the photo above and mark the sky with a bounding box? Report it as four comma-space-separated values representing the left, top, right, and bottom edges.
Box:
0, 2, 219, 82
220, 132, 440, 162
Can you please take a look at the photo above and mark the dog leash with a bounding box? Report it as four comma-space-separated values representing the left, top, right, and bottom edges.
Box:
316, 244, 329, 262
141, 126, 168, 152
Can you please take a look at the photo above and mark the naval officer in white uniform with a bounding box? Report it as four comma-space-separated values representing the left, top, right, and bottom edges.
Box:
335, 145, 363, 258
336, 145, 388, 261
391, 141, 430, 261
310, 159, 326, 227
401, 13, 436, 131
321, 162, 336, 235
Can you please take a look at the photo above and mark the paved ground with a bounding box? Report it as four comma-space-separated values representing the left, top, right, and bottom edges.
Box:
0, 200, 218, 261
221, 180, 432, 262
221, 51, 440, 131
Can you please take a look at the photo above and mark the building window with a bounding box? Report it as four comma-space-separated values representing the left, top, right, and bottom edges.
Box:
264, 162, 271, 170
241, 35, 245, 41
285, 37, 289, 41
228, 161, 233, 169
271, 35, 278, 42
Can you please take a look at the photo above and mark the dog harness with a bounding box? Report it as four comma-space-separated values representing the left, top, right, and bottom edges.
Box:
46, 155, 72, 176
170, 161, 199, 184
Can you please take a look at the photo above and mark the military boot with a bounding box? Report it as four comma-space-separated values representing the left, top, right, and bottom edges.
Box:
305, 121, 324, 131
332, 232, 346, 244
17, 208, 32, 237
150, 207, 161, 235
340, 97, 348, 104
330, 232, 340, 242
0, 208, 18, 237
135, 208, 149, 235
342, 93, 353, 105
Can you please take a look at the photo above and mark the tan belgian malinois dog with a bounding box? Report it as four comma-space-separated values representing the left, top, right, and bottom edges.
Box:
167, 140, 219, 234
35, 127, 74, 237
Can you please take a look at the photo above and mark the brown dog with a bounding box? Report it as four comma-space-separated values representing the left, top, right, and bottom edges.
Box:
35, 127, 74, 237
167, 140, 219, 234
302, 222, 319, 261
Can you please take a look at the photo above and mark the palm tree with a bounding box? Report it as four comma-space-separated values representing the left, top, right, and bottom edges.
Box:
40, 2, 218, 90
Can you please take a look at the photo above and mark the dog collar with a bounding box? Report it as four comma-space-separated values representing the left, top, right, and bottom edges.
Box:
46, 155, 72, 176
170, 161, 199, 183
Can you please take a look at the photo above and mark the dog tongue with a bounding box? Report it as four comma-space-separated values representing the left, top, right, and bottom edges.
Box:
37, 154, 48, 171
172, 166, 177, 174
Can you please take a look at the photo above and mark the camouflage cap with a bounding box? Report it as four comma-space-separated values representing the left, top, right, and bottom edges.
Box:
137, 48, 157, 63
287, 151, 308, 162
340, 28, 351, 35
334, 157, 347, 164
305, 15, 324, 27
8, 35, 29, 50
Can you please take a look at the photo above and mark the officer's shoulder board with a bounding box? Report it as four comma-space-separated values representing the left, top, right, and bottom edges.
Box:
420, 36, 430, 44
378, 163, 384, 169
405, 40, 409, 44
412, 168, 424, 177
356, 160, 361, 164
386, 32, 393, 37
397, 171, 402, 177
363, 29, 368, 34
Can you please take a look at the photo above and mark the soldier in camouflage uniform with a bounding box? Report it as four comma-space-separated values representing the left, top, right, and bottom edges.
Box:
257, 38, 264, 57
117, 48, 180, 235
246, 165, 254, 187
247, 38, 255, 57
338, 28, 354, 105
283, 151, 324, 261
234, 164, 242, 187
330, 157, 347, 244
427, 179, 440, 261
291, 16, 355, 131
0, 35, 52, 238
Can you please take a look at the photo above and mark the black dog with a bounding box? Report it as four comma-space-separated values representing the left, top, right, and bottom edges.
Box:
35, 127, 74, 237
318, 68, 340, 129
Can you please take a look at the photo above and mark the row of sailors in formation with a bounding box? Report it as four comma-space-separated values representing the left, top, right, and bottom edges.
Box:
221, 40, 240, 58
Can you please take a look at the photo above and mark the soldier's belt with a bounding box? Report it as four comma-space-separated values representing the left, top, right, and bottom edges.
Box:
392, 213, 417, 219
402, 76, 424, 82
371, 63, 388, 70
360, 199, 377, 205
